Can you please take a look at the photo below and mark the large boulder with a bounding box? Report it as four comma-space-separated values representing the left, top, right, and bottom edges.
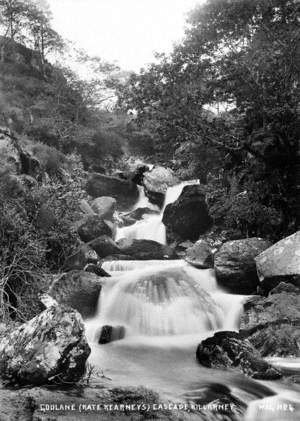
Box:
185, 240, 214, 268
143, 166, 179, 206
88, 235, 121, 258
255, 231, 300, 291
86, 173, 139, 209
240, 284, 300, 358
77, 215, 112, 243
196, 331, 282, 380
91, 196, 117, 221
48, 271, 103, 318
214, 238, 272, 294
162, 185, 213, 241
117, 238, 176, 260
0, 305, 90, 385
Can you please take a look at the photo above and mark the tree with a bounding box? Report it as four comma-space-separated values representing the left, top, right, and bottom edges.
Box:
118, 0, 300, 238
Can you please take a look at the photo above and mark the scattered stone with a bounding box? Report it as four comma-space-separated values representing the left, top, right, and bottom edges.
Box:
185, 240, 214, 269
77, 215, 112, 243
0, 305, 90, 385
214, 238, 272, 294
89, 235, 121, 258
64, 245, 98, 271
255, 231, 300, 291
91, 196, 117, 220
48, 271, 102, 318
162, 185, 212, 241
120, 207, 158, 227
86, 173, 138, 209
240, 290, 300, 358
98, 325, 126, 344
143, 166, 179, 206
196, 331, 282, 380
84, 264, 110, 277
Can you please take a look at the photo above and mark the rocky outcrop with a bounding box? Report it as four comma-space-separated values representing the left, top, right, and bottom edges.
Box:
255, 231, 300, 291
89, 235, 121, 258
240, 284, 300, 358
77, 215, 112, 243
118, 238, 177, 260
86, 173, 139, 209
196, 331, 282, 380
185, 240, 214, 268
214, 238, 272, 294
0, 127, 21, 174
162, 185, 212, 241
98, 325, 126, 344
48, 271, 103, 318
143, 166, 179, 206
0, 127, 41, 178
0, 306, 90, 385
91, 196, 116, 221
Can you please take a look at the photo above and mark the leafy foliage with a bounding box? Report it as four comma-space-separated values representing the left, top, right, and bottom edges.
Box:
118, 0, 300, 239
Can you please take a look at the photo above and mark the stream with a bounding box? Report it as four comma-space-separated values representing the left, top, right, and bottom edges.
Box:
85, 181, 300, 421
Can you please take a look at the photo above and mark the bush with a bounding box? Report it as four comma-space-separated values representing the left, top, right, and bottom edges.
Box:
0, 153, 88, 321
29, 143, 66, 175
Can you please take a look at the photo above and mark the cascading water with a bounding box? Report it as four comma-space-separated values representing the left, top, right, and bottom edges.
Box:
88, 261, 246, 339
85, 179, 300, 418
116, 180, 200, 244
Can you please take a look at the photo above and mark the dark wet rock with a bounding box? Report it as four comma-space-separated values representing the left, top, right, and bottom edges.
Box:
91, 196, 117, 220
121, 207, 158, 227
118, 238, 177, 260
0, 306, 90, 385
196, 331, 282, 380
162, 185, 213, 241
89, 235, 121, 258
98, 325, 126, 344
132, 164, 151, 185
48, 271, 102, 318
84, 264, 111, 277
199, 228, 244, 251
77, 215, 112, 243
240, 290, 300, 358
143, 166, 179, 206
64, 245, 98, 271
185, 240, 214, 269
86, 173, 139, 209
255, 231, 300, 292
214, 238, 272, 294
269, 281, 300, 295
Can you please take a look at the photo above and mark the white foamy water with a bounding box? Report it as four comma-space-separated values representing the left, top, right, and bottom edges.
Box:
116, 179, 200, 245
85, 180, 300, 415
87, 260, 246, 339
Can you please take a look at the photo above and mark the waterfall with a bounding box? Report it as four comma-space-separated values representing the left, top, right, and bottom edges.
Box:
116, 179, 200, 245
88, 260, 246, 339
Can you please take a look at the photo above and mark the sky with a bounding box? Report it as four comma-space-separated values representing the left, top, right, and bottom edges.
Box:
48, 0, 204, 72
